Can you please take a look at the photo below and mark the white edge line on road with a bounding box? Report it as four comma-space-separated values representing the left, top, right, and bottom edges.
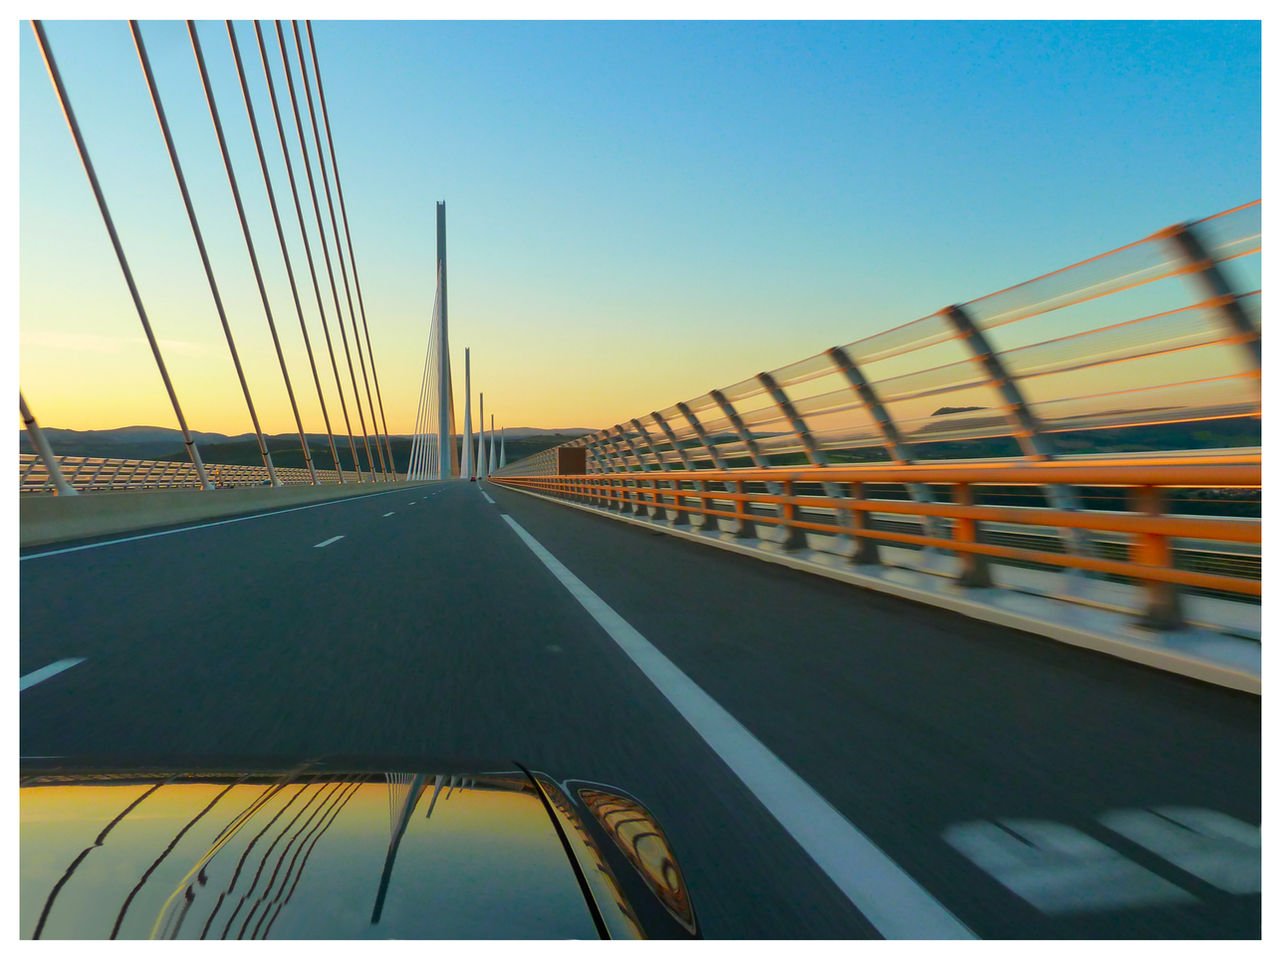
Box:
313, 535, 345, 548
21, 658, 87, 692
21, 485, 424, 561
498, 513, 975, 940
480, 490, 496, 504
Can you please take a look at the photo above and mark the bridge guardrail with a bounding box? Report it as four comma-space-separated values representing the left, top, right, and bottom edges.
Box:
18, 452, 361, 492
497, 201, 1260, 481
494, 202, 1260, 631
494, 455, 1260, 629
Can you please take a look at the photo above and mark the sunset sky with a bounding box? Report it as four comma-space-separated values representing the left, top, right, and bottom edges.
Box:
18, 19, 1260, 436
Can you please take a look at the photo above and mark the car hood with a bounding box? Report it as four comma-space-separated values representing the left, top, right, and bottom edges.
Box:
20, 759, 697, 940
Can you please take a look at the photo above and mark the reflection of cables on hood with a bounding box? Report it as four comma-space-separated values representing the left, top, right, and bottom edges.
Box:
255, 780, 363, 937
216, 781, 336, 938
158, 765, 315, 940
238, 783, 360, 942
110, 777, 246, 939
225, 783, 345, 942
198, 779, 313, 939
370, 773, 428, 925
33, 779, 168, 938
258, 780, 362, 939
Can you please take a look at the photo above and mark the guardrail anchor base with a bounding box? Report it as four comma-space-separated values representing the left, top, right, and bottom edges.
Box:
957, 557, 994, 589
1136, 590, 1185, 632
847, 540, 881, 565
774, 525, 807, 551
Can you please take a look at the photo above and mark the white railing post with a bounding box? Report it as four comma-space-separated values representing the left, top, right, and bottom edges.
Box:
62, 457, 91, 488
826, 344, 940, 560
599, 429, 635, 513
678, 401, 752, 538
651, 411, 708, 529
1164, 220, 1262, 374
757, 371, 867, 560
945, 304, 1093, 573
85, 458, 111, 491
709, 388, 802, 550
20, 455, 42, 492
631, 417, 686, 525
612, 424, 658, 517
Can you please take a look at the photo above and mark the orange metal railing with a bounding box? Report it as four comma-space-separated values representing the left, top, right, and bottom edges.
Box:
493, 455, 1261, 620
497, 202, 1260, 481
492, 202, 1261, 630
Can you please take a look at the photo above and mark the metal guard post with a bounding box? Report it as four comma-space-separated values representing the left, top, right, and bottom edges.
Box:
678, 401, 754, 539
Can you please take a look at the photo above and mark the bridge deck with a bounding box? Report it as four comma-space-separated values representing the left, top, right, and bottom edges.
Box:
19, 481, 1260, 939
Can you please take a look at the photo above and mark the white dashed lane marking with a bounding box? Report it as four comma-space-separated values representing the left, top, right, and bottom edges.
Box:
1098, 808, 1261, 895
22, 486, 404, 561
383, 512, 395, 517
943, 819, 1192, 915
21, 658, 87, 692
480, 490, 496, 504
313, 535, 345, 548
943, 808, 1261, 913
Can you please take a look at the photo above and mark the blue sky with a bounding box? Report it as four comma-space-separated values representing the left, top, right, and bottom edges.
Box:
19, 19, 1261, 433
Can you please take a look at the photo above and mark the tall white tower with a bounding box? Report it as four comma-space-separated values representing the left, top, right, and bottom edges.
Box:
435, 202, 452, 479
461, 347, 473, 478
477, 392, 487, 479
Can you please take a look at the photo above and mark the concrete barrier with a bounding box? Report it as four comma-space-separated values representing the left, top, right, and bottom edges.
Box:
20, 480, 440, 549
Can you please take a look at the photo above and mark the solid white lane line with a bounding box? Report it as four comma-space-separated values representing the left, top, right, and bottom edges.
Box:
480, 490, 496, 505
21, 486, 411, 561
21, 658, 87, 692
383, 512, 395, 517
499, 514, 974, 939
313, 535, 345, 548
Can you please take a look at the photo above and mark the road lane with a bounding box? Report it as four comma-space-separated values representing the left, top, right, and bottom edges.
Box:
501, 512, 973, 938
19, 480, 878, 938
19, 481, 426, 561
485, 481, 1261, 939
19, 479, 1260, 937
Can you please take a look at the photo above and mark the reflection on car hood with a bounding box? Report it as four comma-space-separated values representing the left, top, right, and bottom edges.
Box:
20, 760, 697, 940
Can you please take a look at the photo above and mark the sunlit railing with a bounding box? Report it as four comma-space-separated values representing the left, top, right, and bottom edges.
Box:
18, 453, 358, 492
493, 203, 1261, 630
496, 455, 1260, 627
497, 202, 1260, 479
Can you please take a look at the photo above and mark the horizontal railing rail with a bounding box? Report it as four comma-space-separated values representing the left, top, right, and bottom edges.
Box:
497, 201, 1260, 481
493, 454, 1260, 628
17, 452, 373, 493
493, 202, 1260, 631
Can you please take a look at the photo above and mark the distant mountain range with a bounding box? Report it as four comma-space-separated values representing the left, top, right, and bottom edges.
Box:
21, 417, 1259, 471
20, 425, 597, 463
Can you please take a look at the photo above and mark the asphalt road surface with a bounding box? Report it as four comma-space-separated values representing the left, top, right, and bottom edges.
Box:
20, 480, 1261, 939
